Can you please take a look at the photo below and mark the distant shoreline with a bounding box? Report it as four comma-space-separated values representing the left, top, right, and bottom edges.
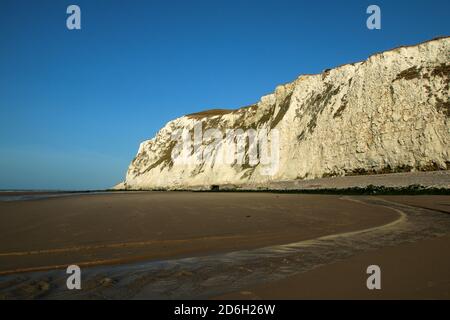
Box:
1, 184, 450, 202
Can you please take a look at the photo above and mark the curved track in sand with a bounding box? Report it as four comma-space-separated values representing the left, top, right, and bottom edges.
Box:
0, 192, 397, 276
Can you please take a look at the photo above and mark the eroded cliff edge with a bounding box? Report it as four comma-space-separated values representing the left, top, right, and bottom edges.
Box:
116, 37, 450, 190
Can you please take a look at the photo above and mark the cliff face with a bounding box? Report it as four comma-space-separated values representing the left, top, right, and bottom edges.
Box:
118, 37, 450, 190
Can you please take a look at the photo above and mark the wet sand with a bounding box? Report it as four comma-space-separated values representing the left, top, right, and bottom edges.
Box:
1, 193, 450, 300
0, 192, 398, 275
216, 196, 450, 300
217, 234, 450, 300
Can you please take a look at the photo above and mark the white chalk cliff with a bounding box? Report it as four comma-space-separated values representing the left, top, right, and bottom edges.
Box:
116, 37, 450, 190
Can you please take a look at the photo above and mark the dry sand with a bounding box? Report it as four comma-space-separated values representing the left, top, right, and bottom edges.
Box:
217, 234, 450, 300
216, 196, 450, 300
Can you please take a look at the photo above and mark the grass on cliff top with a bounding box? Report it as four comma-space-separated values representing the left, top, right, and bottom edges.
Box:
186, 109, 235, 119
186, 105, 258, 119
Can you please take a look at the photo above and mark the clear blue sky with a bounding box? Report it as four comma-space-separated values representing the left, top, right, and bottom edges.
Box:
0, 0, 449, 190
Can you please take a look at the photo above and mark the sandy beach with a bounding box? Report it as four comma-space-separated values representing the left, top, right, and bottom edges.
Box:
0, 192, 449, 299
0, 192, 397, 274
217, 234, 450, 300
216, 195, 450, 300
